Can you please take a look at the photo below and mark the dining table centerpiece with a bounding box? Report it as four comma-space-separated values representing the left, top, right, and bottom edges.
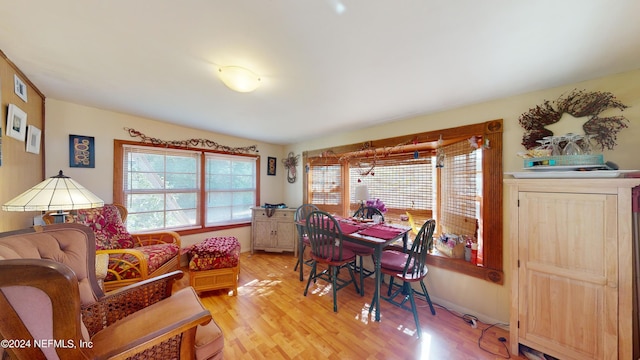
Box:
365, 198, 387, 213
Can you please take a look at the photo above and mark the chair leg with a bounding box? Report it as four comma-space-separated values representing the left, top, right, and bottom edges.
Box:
293, 245, 304, 271
407, 289, 422, 338
331, 266, 338, 312
419, 280, 436, 315
368, 285, 377, 315
304, 261, 316, 296
387, 277, 395, 296
294, 244, 307, 271
347, 262, 360, 295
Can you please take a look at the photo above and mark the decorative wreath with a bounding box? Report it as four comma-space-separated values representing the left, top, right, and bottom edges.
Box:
282, 152, 299, 183
519, 89, 628, 150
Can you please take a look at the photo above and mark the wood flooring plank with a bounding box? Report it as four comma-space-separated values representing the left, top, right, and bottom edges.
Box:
177, 251, 526, 359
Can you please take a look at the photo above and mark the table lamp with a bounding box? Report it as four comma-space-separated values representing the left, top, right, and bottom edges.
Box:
354, 184, 370, 216
2, 170, 104, 223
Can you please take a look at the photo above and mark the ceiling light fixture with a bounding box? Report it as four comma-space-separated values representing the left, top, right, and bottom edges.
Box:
218, 66, 261, 93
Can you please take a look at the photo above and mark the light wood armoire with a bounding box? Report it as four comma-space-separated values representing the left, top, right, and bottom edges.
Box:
505, 177, 640, 360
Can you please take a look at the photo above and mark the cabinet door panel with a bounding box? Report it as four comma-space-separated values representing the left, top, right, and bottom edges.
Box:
276, 220, 295, 249
253, 220, 272, 249
518, 192, 618, 360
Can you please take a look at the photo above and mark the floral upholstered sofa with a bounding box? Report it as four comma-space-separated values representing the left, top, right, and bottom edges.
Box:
44, 204, 181, 292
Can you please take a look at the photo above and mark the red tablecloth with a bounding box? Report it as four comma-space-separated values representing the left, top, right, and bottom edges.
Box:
299, 217, 365, 234
337, 222, 362, 234
357, 224, 404, 240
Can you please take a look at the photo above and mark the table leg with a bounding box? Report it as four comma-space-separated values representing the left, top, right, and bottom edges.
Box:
373, 245, 382, 321
400, 232, 411, 295
403, 232, 408, 253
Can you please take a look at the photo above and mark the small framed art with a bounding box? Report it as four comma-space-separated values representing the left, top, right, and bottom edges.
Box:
267, 157, 277, 176
6, 104, 27, 141
69, 134, 95, 168
14, 74, 27, 102
26, 125, 41, 154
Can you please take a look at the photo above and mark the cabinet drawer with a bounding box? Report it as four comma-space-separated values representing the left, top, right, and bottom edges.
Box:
254, 210, 293, 220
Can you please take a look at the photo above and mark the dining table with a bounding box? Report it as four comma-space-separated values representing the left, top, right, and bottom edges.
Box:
297, 216, 410, 321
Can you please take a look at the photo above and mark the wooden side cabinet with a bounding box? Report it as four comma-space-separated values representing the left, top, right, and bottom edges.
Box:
251, 207, 296, 254
505, 178, 639, 360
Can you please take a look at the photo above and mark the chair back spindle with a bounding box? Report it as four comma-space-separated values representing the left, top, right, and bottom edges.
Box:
404, 219, 435, 281
294, 204, 319, 239
306, 211, 343, 262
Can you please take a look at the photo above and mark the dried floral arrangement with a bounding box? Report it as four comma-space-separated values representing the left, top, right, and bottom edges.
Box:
282, 152, 299, 183
125, 128, 258, 153
519, 89, 629, 150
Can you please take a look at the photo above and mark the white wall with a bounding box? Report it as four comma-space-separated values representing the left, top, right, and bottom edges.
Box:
44, 99, 287, 251
284, 69, 640, 324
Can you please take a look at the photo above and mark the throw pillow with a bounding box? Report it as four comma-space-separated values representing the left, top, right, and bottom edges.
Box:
76, 205, 134, 250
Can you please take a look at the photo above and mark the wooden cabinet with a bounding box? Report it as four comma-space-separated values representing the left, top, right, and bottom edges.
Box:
251, 207, 296, 254
505, 178, 639, 360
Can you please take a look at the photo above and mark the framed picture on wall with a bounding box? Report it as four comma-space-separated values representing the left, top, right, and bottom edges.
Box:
14, 75, 27, 102
69, 134, 95, 168
26, 125, 41, 154
6, 104, 27, 141
0, 75, 2, 167
267, 157, 277, 176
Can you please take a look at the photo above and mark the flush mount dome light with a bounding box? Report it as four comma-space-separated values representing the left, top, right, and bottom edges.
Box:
218, 66, 261, 93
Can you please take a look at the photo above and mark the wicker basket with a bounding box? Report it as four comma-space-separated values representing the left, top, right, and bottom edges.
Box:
435, 239, 465, 259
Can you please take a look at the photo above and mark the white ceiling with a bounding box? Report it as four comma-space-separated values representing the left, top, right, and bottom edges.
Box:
1, 1, 639, 145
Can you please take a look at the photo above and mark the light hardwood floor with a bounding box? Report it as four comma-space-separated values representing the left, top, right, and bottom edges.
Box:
177, 251, 527, 360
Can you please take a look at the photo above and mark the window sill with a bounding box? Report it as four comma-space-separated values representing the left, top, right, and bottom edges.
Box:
176, 222, 251, 236
426, 252, 504, 285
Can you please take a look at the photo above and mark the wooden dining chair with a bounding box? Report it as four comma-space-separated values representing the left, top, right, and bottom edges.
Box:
371, 219, 437, 338
304, 210, 360, 312
293, 204, 319, 275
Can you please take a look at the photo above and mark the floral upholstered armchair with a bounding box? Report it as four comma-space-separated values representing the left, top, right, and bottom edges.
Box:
43, 204, 181, 292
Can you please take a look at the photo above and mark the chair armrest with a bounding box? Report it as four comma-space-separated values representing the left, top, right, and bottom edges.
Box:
90, 287, 212, 360
81, 270, 184, 337
0, 259, 92, 360
98, 248, 150, 281
131, 231, 181, 248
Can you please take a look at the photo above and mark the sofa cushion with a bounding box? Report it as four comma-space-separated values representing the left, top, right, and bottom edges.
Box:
105, 243, 180, 281
75, 205, 134, 250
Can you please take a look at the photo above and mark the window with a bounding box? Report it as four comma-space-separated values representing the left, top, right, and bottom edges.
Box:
309, 162, 343, 214
303, 119, 504, 284
115, 141, 258, 233
204, 153, 256, 225
348, 155, 433, 221
438, 140, 483, 264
